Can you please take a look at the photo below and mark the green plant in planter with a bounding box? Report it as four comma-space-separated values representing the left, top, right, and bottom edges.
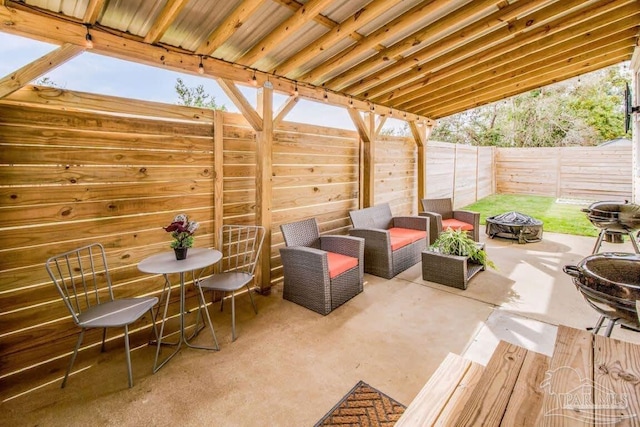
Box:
431, 228, 496, 270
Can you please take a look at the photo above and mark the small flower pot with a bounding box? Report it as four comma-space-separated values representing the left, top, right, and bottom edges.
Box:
174, 247, 188, 260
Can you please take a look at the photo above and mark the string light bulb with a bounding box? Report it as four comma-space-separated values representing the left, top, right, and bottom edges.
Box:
251, 71, 258, 87
348, 97, 354, 108
323, 89, 329, 102
198, 55, 204, 75
84, 25, 93, 49
293, 81, 299, 97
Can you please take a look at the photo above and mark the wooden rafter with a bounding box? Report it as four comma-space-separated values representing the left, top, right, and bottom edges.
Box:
374, 0, 637, 110
326, 0, 500, 92
338, 0, 550, 95
301, 0, 452, 85
419, 27, 640, 115
423, 48, 633, 118
1, 0, 637, 120
143, 0, 190, 44
393, 3, 639, 112
196, 0, 267, 56
270, 0, 400, 77
83, 0, 106, 24
238, 0, 334, 67
0, 43, 84, 99
0, 4, 430, 124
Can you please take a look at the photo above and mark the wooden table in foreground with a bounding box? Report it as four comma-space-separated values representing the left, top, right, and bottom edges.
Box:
397, 325, 640, 426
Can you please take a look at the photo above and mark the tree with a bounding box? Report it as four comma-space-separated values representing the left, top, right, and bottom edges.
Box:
431, 63, 631, 147
175, 78, 226, 110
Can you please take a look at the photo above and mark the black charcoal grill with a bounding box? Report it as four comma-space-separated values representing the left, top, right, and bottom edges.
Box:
564, 252, 640, 336
582, 201, 640, 254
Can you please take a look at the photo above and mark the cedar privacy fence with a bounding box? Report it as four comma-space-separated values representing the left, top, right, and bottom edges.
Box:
0, 85, 631, 398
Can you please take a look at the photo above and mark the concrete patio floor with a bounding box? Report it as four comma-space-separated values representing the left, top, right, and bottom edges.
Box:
2, 231, 640, 426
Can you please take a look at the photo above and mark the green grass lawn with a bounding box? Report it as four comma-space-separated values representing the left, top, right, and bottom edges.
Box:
461, 194, 599, 237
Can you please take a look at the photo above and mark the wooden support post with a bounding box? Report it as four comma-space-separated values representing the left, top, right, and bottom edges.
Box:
409, 120, 432, 209
256, 84, 273, 293
348, 108, 374, 208
213, 110, 224, 249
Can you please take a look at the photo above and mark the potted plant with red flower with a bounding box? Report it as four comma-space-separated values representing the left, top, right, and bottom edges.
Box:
164, 213, 199, 260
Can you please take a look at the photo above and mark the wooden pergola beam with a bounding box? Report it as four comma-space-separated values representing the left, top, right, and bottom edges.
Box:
338, 0, 550, 95
270, 0, 399, 77
301, 0, 451, 85
196, 0, 266, 56
143, 0, 190, 44
381, 0, 638, 110
418, 31, 638, 115
0, 4, 432, 125
400, 9, 640, 112
238, 0, 334, 67
326, 0, 500, 92
216, 78, 263, 131
0, 43, 84, 99
83, 0, 106, 24
422, 51, 631, 118
273, 95, 299, 127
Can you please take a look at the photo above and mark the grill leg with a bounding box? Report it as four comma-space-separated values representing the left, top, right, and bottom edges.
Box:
592, 230, 606, 254
590, 315, 605, 334
628, 231, 640, 254
604, 318, 618, 337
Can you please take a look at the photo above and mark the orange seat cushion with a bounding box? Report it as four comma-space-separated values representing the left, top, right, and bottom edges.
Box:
388, 227, 428, 251
442, 218, 474, 232
326, 251, 359, 279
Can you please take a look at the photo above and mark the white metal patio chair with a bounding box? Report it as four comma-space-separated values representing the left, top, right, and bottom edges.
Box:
195, 225, 265, 342
45, 243, 158, 388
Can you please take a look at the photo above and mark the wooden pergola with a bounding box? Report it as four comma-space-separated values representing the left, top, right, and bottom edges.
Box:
2, 0, 639, 209
1, 0, 640, 394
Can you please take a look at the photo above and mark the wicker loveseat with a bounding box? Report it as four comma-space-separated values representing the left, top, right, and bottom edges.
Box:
280, 218, 365, 315
348, 203, 429, 279
420, 198, 480, 245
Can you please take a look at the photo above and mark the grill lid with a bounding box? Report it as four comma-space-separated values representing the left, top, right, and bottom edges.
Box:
582, 200, 640, 231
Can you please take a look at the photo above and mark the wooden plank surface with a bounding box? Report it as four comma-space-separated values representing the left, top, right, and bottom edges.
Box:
395, 353, 484, 427
454, 341, 528, 426
540, 326, 594, 427
501, 350, 551, 426
593, 333, 640, 426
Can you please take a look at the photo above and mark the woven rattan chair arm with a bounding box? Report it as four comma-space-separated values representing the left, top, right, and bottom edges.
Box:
320, 235, 364, 258
279, 246, 329, 276
454, 210, 480, 226
393, 216, 429, 231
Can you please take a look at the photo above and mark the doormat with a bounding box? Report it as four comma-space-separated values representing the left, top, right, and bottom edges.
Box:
314, 380, 406, 426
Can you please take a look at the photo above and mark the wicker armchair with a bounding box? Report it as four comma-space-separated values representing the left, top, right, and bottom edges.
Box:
348, 203, 429, 279
420, 198, 480, 245
279, 218, 364, 315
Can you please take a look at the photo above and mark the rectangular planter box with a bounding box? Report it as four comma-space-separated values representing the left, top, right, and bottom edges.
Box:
421, 243, 485, 290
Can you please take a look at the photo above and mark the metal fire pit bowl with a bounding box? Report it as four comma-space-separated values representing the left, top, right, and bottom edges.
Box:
486, 211, 543, 244
563, 252, 640, 336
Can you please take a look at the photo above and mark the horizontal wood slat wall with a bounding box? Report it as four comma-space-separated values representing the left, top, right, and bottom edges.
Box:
374, 134, 418, 215
425, 141, 495, 210
496, 146, 632, 200
0, 87, 220, 398
270, 121, 360, 283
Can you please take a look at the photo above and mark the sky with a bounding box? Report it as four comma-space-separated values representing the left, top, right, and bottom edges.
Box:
0, 31, 407, 131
